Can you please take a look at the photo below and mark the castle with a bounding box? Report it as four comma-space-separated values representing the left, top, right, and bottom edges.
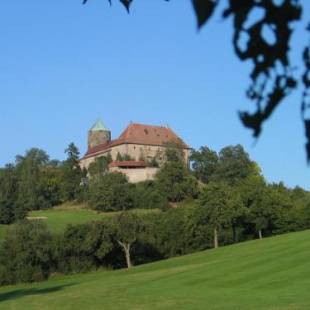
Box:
80, 120, 191, 183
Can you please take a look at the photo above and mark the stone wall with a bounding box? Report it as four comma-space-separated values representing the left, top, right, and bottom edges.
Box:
109, 166, 159, 183
80, 143, 191, 171
111, 143, 191, 168
88, 130, 111, 149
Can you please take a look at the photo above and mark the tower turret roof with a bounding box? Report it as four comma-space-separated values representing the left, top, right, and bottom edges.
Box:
90, 119, 108, 131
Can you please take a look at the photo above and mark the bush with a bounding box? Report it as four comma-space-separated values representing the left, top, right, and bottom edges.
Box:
0, 202, 14, 225
88, 172, 133, 211
131, 181, 168, 210
56, 222, 114, 273
0, 220, 54, 285
156, 162, 199, 202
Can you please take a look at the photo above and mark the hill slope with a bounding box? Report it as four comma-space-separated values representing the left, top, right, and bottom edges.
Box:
0, 230, 310, 309
0, 207, 159, 241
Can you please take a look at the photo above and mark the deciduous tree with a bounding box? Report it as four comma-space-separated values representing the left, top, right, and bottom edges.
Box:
61, 143, 82, 201
199, 182, 244, 248
111, 212, 146, 268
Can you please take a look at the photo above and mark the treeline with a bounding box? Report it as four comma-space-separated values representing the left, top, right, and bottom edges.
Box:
1, 143, 310, 285
0, 142, 198, 221
0, 143, 83, 224
1, 188, 310, 286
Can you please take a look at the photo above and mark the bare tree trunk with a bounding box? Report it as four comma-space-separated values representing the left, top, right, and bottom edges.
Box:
258, 229, 263, 240
118, 241, 132, 268
214, 228, 219, 249
124, 244, 132, 268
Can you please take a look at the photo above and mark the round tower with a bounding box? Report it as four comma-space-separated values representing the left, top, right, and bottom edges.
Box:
88, 119, 111, 149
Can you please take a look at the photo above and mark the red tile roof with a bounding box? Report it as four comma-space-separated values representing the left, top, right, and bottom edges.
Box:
118, 123, 188, 147
83, 123, 189, 159
109, 160, 146, 168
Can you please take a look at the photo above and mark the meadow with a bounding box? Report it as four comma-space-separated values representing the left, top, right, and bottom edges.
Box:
0, 229, 309, 309
27, 207, 108, 233
0, 206, 160, 239
0, 225, 6, 240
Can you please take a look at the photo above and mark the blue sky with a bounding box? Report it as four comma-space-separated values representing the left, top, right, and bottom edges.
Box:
1, 1, 310, 189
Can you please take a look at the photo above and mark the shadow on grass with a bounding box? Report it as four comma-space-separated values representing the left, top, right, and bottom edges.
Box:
0, 283, 76, 303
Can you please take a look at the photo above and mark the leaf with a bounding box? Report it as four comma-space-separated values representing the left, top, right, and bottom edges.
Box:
120, 0, 133, 13
83, 0, 112, 5
304, 120, 310, 163
192, 0, 218, 29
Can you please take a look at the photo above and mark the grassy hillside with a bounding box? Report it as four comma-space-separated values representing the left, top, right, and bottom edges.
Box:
27, 208, 107, 233
0, 207, 106, 240
0, 225, 6, 240
0, 206, 159, 242
27, 207, 158, 234
0, 230, 309, 309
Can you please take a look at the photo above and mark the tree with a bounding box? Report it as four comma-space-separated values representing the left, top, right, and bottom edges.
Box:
131, 181, 168, 210
15, 148, 51, 213
247, 183, 271, 239
244, 181, 294, 239
57, 222, 114, 273
156, 161, 199, 202
190, 146, 218, 183
155, 139, 199, 202
199, 182, 244, 248
237, 174, 267, 239
88, 172, 133, 211
0, 220, 53, 285
0, 149, 63, 223
266, 183, 303, 235
212, 145, 259, 185
88, 154, 112, 179
164, 141, 186, 163
36, 164, 63, 208
83, 0, 310, 160
111, 212, 146, 268
0, 165, 18, 224
61, 143, 82, 201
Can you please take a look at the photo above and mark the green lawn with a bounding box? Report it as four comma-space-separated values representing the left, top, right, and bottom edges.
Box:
0, 230, 310, 309
27, 207, 158, 234
0, 207, 159, 240
0, 225, 6, 240
27, 208, 108, 234
0, 208, 103, 241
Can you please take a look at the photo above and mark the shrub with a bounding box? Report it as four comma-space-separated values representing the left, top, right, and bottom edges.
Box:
156, 162, 199, 202
0, 220, 54, 285
88, 172, 133, 211
56, 222, 114, 273
131, 181, 168, 210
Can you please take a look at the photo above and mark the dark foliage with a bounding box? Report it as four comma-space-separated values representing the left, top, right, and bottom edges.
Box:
0, 144, 86, 224
87, 172, 133, 211
0, 221, 54, 285
131, 181, 168, 210
61, 143, 83, 201
1, 142, 310, 285
2, 176, 310, 285
156, 161, 199, 202
191, 144, 259, 185
56, 222, 114, 273
88, 154, 112, 179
